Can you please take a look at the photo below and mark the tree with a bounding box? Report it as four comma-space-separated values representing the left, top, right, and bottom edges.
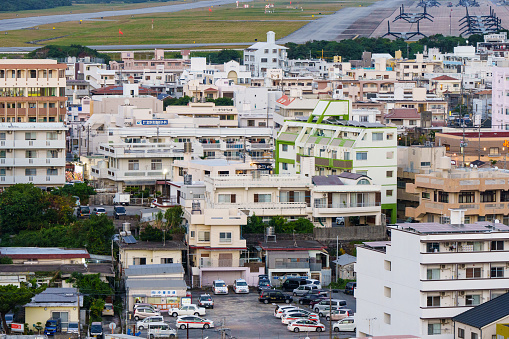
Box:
163, 96, 193, 109
66, 273, 112, 309
0, 256, 13, 264
164, 205, 183, 231
72, 215, 115, 255
89, 299, 105, 323
287, 218, 314, 233
27, 45, 110, 64
139, 224, 164, 242
245, 214, 265, 234
213, 97, 233, 106
0, 282, 46, 333
210, 49, 242, 64
51, 183, 96, 205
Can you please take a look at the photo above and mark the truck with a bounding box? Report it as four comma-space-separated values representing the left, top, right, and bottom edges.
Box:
44, 318, 62, 335
113, 193, 130, 206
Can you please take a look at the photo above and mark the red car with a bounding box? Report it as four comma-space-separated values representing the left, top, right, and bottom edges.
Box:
309, 297, 329, 308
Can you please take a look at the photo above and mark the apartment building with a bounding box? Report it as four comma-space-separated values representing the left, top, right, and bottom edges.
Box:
165, 102, 239, 128
0, 59, 67, 123
243, 31, 288, 77
492, 66, 509, 131
355, 218, 509, 338
274, 94, 319, 130
406, 168, 509, 224
393, 53, 443, 81
0, 123, 66, 189
275, 100, 398, 222
83, 63, 115, 89
109, 49, 189, 71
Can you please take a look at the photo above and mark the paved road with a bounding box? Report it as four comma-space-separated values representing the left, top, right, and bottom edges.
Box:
276, 0, 405, 44
0, 0, 251, 32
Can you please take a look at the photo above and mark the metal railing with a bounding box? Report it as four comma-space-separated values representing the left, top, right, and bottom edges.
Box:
313, 202, 380, 208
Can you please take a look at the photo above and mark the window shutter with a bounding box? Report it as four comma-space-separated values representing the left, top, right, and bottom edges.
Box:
328, 193, 333, 206
254, 194, 259, 203
305, 191, 310, 205
289, 191, 294, 202
231, 194, 236, 203
375, 192, 381, 204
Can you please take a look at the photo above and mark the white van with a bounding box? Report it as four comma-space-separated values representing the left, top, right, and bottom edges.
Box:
303, 279, 322, 289
212, 280, 228, 294
147, 323, 177, 338
233, 279, 249, 294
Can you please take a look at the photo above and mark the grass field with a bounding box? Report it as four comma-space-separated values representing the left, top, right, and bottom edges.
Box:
0, 0, 376, 47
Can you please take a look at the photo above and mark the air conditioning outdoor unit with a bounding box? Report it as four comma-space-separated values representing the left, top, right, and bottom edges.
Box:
459, 291, 465, 296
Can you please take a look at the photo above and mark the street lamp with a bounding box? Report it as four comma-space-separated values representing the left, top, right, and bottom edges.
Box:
163, 169, 168, 198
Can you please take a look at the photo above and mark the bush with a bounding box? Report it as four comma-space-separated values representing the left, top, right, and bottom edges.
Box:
328, 278, 355, 290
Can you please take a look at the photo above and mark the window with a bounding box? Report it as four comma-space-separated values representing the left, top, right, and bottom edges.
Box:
384, 313, 391, 324
282, 163, 288, 170
218, 194, 236, 203
384, 286, 391, 298
282, 144, 288, 152
344, 152, 350, 160
25, 132, 36, 140
466, 294, 481, 306
190, 231, 195, 238
254, 194, 271, 203
427, 269, 440, 280
25, 150, 36, 158
386, 171, 393, 178
481, 191, 496, 203
358, 179, 370, 185
491, 241, 504, 251
427, 295, 440, 307
47, 150, 58, 158
128, 160, 139, 171
490, 147, 499, 155
459, 191, 475, 203
422, 192, 431, 199
198, 231, 210, 242
386, 190, 393, 197
161, 258, 173, 264
426, 243, 440, 252
372, 132, 383, 141
151, 159, 162, 170
458, 328, 465, 338
421, 161, 431, 167
491, 266, 504, 278
387, 133, 394, 140
46, 132, 58, 140
466, 267, 482, 278
25, 168, 36, 176
438, 191, 449, 203
219, 232, 232, 243
471, 334, 478, 339
428, 323, 441, 335
47, 168, 58, 176
52, 311, 69, 329
261, 58, 268, 63
356, 152, 367, 160
0, 133, 5, 140
384, 260, 391, 271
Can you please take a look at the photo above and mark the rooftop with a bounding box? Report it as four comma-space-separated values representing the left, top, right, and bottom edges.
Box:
119, 241, 187, 251
432, 75, 460, 81
0, 263, 113, 276
125, 263, 184, 277
125, 278, 187, 290
394, 222, 509, 234
259, 240, 326, 251
385, 108, 420, 120
452, 292, 509, 329
312, 175, 343, 186
27, 288, 79, 305
333, 254, 357, 266
0, 247, 89, 259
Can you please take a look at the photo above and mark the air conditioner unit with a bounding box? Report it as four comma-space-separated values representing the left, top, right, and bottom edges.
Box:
440, 292, 446, 296
459, 291, 465, 296
441, 265, 446, 269
6, 167, 12, 170
6, 149, 12, 153
441, 319, 447, 324
57, 131, 62, 134
460, 264, 465, 269
7, 131, 12, 134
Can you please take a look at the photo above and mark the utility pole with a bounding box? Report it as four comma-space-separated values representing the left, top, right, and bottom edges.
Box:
78, 126, 81, 157
329, 289, 332, 339
87, 125, 90, 156
77, 289, 81, 339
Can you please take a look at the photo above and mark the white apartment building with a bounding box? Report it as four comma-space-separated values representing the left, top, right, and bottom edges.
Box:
83, 63, 116, 89
0, 123, 66, 189
355, 217, 509, 339
276, 100, 398, 223
492, 66, 509, 131
244, 31, 288, 77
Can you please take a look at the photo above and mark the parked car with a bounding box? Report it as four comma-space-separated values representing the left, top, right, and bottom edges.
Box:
258, 274, 269, 281
198, 294, 214, 309
92, 207, 106, 216
67, 322, 79, 334
102, 303, 114, 316
313, 299, 347, 314
303, 279, 322, 289
89, 322, 103, 338
169, 304, 206, 317
309, 296, 329, 308
134, 307, 161, 320
134, 303, 159, 311
344, 282, 356, 295
274, 305, 299, 318
298, 293, 323, 305
287, 319, 325, 333
176, 316, 214, 330
257, 279, 272, 293
282, 308, 318, 320
325, 309, 353, 322
281, 311, 319, 324
259, 290, 293, 304
147, 323, 176, 339
282, 277, 306, 291
212, 280, 228, 295
293, 285, 318, 296
114, 206, 127, 219
136, 316, 165, 330
77, 206, 90, 219
233, 279, 249, 293
333, 317, 356, 332
335, 217, 345, 225
44, 318, 62, 335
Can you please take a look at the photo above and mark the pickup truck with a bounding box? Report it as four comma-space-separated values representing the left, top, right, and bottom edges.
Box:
169, 304, 206, 317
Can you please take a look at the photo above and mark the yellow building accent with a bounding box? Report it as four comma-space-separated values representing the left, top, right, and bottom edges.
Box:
497, 323, 509, 339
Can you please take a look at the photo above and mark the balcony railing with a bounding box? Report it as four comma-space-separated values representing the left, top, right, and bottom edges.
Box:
314, 202, 380, 208
199, 258, 236, 268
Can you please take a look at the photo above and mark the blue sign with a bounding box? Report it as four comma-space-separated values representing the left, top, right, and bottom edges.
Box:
138, 120, 168, 126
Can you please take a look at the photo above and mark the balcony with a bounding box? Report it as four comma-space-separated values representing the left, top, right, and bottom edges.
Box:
205, 174, 311, 188
209, 201, 310, 217
98, 143, 185, 158
199, 258, 238, 268
0, 175, 64, 185
10, 158, 65, 167
406, 201, 509, 220
313, 202, 381, 216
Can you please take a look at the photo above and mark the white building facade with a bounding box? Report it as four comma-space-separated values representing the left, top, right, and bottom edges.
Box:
243, 31, 288, 77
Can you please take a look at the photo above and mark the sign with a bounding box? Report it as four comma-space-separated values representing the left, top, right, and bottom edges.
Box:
136, 120, 168, 126
108, 323, 116, 331
11, 323, 24, 332
150, 290, 177, 297
181, 297, 192, 306
503, 140, 509, 148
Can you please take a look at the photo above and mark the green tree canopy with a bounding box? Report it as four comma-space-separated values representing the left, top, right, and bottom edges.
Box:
163, 95, 193, 109
139, 225, 164, 242
66, 273, 112, 309
0, 282, 46, 333
27, 45, 111, 63
244, 215, 314, 234
164, 205, 183, 231
51, 183, 96, 205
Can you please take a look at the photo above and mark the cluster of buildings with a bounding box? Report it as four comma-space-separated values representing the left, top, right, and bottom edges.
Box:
3, 29, 509, 339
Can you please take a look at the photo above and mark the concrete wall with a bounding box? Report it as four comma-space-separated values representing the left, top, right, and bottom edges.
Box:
313, 225, 387, 243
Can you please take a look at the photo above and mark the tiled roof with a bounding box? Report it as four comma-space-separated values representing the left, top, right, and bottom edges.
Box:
432, 75, 460, 81
453, 292, 509, 328
385, 108, 420, 119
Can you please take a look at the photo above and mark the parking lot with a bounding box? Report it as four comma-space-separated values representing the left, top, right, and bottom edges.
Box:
130, 289, 356, 339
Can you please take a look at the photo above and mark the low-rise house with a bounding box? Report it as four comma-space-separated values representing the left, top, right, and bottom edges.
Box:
25, 288, 81, 331
453, 292, 509, 339
333, 254, 357, 280
0, 247, 89, 265
118, 240, 186, 273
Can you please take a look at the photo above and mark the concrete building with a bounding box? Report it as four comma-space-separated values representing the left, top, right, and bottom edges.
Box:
243, 31, 288, 77
0, 123, 66, 189
276, 100, 398, 222
0, 247, 89, 265
492, 67, 509, 131
118, 240, 186, 272
0, 59, 67, 123
406, 168, 509, 224
355, 219, 509, 338
165, 102, 239, 128
334, 253, 357, 280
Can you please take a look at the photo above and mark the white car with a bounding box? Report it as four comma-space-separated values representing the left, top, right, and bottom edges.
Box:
275, 305, 299, 318
281, 311, 319, 325
169, 304, 206, 317
92, 207, 107, 215
67, 322, 79, 334
233, 279, 249, 293
136, 316, 164, 330
147, 323, 176, 338
287, 319, 325, 333
176, 315, 214, 330
212, 280, 228, 294
313, 299, 346, 314
293, 285, 318, 296
333, 317, 356, 332
134, 307, 161, 320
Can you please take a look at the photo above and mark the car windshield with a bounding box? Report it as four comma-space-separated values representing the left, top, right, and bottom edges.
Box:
259, 279, 270, 285
215, 282, 226, 287
68, 323, 78, 329
91, 324, 102, 333
45, 321, 56, 327
116, 207, 126, 213
97, 208, 105, 212
237, 281, 247, 286
200, 296, 211, 301
81, 207, 90, 213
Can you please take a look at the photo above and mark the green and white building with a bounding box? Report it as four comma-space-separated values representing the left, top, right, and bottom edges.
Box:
275, 100, 398, 223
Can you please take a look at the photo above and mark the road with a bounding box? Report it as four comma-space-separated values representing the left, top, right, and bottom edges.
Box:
276, 0, 405, 44
0, 0, 251, 32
